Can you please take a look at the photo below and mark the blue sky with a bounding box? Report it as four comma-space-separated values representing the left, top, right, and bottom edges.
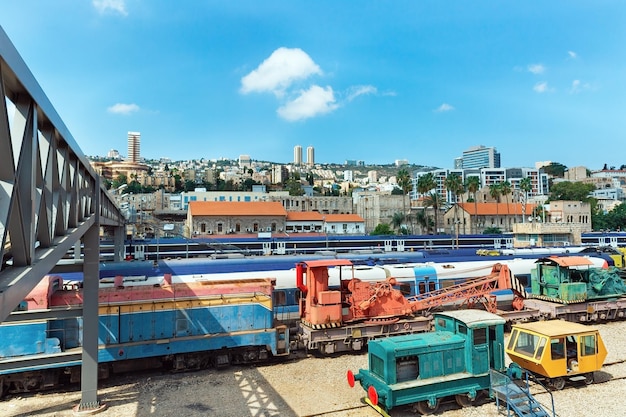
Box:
2, 1, 625, 169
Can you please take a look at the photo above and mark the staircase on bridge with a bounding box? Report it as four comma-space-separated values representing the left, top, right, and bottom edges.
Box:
490, 369, 555, 417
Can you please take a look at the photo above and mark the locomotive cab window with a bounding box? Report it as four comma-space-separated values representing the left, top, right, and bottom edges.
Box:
273, 290, 287, 306
473, 328, 487, 345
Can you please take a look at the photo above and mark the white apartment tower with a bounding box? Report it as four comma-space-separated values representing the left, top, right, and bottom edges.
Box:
294, 145, 302, 165
127, 131, 141, 163
306, 146, 315, 166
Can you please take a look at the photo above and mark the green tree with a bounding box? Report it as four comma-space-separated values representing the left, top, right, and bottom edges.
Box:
549, 181, 595, 202
417, 173, 437, 233
489, 183, 501, 227
423, 191, 444, 234
465, 176, 480, 234
111, 174, 128, 190
391, 212, 405, 233
184, 180, 196, 192
500, 181, 512, 230
286, 174, 304, 196
396, 168, 413, 218
519, 177, 532, 222
370, 223, 394, 235
542, 162, 568, 178
444, 173, 464, 238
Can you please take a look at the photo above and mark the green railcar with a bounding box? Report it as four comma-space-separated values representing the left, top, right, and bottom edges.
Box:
347, 310, 506, 415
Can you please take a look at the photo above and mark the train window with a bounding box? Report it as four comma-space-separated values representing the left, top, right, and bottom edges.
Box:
550, 338, 565, 360
473, 328, 487, 345
396, 356, 419, 382
295, 289, 302, 301
370, 355, 384, 379
514, 332, 539, 357
398, 283, 412, 296
534, 337, 547, 359
457, 324, 467, 335
508, 329, 518, 351
580, 335, 597, 356
437, 318, 447, 329
273, 291, 287, 306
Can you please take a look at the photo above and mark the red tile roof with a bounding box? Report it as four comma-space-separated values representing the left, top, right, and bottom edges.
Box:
189, 201, 288, 216
286, 211, 325, 221
324, 214, 364, 223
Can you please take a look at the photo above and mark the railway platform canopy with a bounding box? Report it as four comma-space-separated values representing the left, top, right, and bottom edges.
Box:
1, 25, 125, 412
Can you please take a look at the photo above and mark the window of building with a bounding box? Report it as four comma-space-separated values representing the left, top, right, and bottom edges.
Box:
217, 223, 223, 233
253, 223, 259, 232
235, 223, 241, 232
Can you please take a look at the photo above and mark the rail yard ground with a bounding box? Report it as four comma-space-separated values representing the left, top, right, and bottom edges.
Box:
2, 320, 626, 417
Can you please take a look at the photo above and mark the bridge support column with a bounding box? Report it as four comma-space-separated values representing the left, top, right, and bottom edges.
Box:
113, 225, 125, 262
73, 215, 107, 413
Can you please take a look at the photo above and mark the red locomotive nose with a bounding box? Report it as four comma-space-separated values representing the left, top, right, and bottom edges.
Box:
367, 385, 378, 406
347, 370, 355, 387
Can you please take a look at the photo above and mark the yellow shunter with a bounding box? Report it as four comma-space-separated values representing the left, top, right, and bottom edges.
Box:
505, 320, 607, 390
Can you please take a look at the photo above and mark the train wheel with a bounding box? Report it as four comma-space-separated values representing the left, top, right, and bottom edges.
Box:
414, 399, 440, 415
584, 372, 594, 385
455, 393, 475, 407
548, 377, 565, 391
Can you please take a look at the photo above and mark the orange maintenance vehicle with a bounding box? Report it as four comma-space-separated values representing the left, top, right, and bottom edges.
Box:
293, 259, 526, 354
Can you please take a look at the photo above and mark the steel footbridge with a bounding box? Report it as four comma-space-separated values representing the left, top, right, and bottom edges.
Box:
1, 25, 125, 412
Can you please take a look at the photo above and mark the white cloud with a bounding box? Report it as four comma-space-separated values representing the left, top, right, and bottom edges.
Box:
107, 103, 140, 115
527, 64, 545, 75
435, 103, 455, 112
568, 51, 578, 59
533, 82, 551, 93
346, 85, 377, 102
277, 85, 338, 121
240, 47, 322, 97
569, 79, 593, 94
93, 0, 128, 16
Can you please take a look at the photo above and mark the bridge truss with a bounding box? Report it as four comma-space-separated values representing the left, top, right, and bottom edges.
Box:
1, 26, 125, 411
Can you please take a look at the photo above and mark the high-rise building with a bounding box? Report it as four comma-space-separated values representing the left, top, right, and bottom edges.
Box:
239, 154, 251, 169
294, 145, 302, 165
460, 145, 500, 169
306, 146, 314, 166
127, 131, 141, 163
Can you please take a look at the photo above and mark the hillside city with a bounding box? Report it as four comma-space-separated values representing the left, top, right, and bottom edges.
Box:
89, 134, 626, 238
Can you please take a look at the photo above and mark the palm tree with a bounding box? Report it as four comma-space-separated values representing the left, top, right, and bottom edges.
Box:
500, 181, 512, 231
489, 183, 501, 230
414, 209, 430, 234
391, 212, 406, 234
519, 177, 532, 223
423, 191, 444, 234
396, 168, 412, 219
465, 176, 480, 234
444, 173, 464, 242
417, 173, 437, 234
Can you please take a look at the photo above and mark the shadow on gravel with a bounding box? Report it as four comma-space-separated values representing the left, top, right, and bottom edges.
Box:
128, 367, 298, 417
